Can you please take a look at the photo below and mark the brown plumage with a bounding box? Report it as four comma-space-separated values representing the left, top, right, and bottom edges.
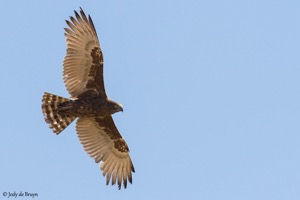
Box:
41, 8, 134, 189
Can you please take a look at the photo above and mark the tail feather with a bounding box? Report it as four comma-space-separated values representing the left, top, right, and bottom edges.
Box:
42, 92, 76, 134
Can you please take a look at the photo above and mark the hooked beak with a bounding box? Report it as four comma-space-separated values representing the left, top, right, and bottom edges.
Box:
116, 104, 123, 112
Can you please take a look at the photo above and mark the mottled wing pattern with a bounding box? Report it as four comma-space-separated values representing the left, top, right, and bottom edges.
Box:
64, 8, 106, 98
76, 117, 135, 189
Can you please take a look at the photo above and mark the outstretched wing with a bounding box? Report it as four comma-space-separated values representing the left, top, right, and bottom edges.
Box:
76, 117, 135, 189
63, 8, 106, 98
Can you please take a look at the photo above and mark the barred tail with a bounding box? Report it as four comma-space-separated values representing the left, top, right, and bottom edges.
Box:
42, 92, 76, 134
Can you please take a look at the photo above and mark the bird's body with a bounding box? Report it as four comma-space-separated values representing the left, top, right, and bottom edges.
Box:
72, 97, 109, 117
41, 8, 134, 189
66, 94, 121, 118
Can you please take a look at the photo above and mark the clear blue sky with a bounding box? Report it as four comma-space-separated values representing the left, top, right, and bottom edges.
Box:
1, 0, 300, 199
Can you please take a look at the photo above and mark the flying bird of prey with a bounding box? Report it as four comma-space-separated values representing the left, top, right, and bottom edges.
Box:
41, 8, 134, 189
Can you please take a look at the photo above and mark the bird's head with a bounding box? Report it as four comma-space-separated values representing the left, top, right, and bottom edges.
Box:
114, 102, 124, 113
108, 99, 123, 114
